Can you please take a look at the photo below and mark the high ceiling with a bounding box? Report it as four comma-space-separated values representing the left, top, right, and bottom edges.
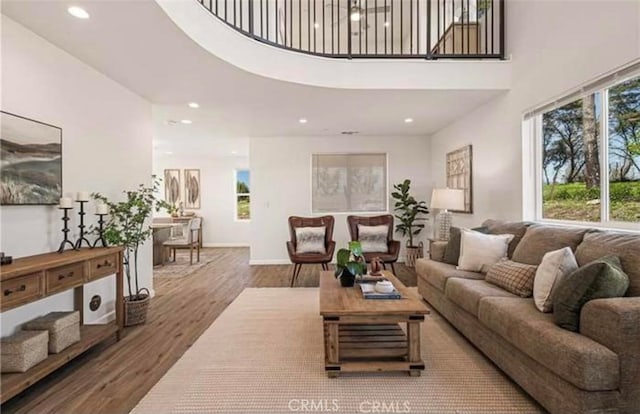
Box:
2, 0, 505, 147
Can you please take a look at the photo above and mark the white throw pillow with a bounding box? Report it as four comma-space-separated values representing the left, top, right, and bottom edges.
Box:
295, 227, 326, 254
358, 224, 389, 253
533, 247, 578, 312
457, 230, 514, 273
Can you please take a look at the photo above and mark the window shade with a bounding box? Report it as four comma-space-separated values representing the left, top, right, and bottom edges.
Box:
312, 153, 387, 213
524, 60, 640, 120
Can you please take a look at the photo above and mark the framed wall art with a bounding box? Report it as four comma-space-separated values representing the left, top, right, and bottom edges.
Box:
446, 145, 473, 214
164, 169, 181, 206
184, 169, 201, 209
1, 111, 62, 205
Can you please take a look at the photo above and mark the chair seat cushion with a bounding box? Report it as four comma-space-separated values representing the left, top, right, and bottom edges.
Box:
478, 297, 620, 391
415, 259, 483, 292
445, 278, 517, 316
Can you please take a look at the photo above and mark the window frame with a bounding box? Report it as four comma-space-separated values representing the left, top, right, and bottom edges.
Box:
234, 169, 250, 222
526, 71, 640, 232
310, 152, 389, 215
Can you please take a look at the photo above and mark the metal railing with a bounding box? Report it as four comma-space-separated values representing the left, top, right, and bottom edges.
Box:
196, 0, 504, 59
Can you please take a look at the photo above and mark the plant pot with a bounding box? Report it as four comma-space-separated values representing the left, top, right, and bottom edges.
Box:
405, 242, 424, 268
339, 270, 356, 287
124, 288, 150, 327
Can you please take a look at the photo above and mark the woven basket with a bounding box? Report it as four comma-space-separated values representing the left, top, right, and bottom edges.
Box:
124, 288, 150, 327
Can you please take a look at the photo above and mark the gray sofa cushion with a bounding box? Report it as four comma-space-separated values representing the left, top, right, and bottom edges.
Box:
482, 219, 532, 258
575, 231, 640, 297
445, 278, 517, 316
553, 256, 629, 331
512, 225, 588, 265
478, 297, 620, 391
415, 259, 483, 293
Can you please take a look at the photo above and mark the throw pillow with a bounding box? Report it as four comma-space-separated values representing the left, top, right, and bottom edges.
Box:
443, 226, 489, 265
533, 247, 578, 312
486, 259, 538, 297
358, 224, 389, 253
457, 230, 514, 273
295, 227, 326, 254
552, 255, 629, 332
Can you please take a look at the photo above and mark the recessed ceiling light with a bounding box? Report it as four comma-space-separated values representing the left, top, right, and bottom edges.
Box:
231, 150, 238, 155
188, 102, 199, 108
404, 118, 414, 123
180, 119, 192, 124
68, 6, 90, 19
299, 118, 308, 124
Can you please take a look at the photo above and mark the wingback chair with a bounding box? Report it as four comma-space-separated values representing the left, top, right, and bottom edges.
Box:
347, 215, 400, 275
286, 216, 335, 287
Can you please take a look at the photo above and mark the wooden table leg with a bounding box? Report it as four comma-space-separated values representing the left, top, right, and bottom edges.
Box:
324, 320, 340, 378
407, 321, 422, 377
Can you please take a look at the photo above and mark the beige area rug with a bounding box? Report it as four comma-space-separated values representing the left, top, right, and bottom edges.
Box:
132, 288, 544, 414
153, 248, 219, 279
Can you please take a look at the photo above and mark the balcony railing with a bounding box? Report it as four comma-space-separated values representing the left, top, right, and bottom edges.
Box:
196, 0, 504, 59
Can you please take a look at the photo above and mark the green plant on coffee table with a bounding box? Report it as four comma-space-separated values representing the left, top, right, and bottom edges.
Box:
391, 179, 430, 247
334, 241, 367, 279
93, 176, 172, 301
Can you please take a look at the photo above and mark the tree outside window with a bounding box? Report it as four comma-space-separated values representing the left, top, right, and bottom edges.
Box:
540, 75, 640, 224
236, 170, 250, 220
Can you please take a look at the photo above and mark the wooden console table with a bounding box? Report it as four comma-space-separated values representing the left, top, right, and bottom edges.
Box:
0, 247, 124, 403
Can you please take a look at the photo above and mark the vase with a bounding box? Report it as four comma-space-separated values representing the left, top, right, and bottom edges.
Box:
339, 270, 356, 287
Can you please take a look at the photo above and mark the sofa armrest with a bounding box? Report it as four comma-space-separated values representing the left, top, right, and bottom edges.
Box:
429, 241, 448, 262
580, 297, 640, 407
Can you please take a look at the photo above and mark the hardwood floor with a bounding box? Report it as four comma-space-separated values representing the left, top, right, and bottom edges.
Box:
2, 248, 417, 414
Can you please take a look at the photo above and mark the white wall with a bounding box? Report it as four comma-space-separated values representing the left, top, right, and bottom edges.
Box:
250, 136, 431, 263
428, 0, 640, 229
152, 152, 250, 246
0, 17, 153, 335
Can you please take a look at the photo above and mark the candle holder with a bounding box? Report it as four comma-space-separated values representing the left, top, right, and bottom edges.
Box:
74, 200, 92, 249
57, 207, 76, 253
92, 213, 108, 248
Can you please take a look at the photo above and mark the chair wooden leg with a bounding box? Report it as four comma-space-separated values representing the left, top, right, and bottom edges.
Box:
190, 246, 193, 265
382, 262, 387, 270
197, 244, 201, 262
390, 262, 397, 275
290, 264, 300, 287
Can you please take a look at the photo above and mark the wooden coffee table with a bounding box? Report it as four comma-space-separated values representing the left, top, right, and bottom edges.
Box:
319, 270, 430, 377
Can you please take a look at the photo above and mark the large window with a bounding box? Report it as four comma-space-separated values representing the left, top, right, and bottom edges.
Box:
531, 73, 640, 228
235, 170, 250, 221
311, 153, 387, 213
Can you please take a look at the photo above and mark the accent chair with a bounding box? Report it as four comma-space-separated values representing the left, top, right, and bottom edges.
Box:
347, 214, 400, 275
286, 216, 335, 287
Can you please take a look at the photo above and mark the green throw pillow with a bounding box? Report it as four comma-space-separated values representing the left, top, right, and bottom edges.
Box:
552, 255, 629, 332
443, 226, 489, 265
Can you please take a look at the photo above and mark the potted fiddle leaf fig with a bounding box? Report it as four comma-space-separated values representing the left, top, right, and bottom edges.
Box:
93, 176, 171, 326
391, 179, 430, 268
334, 241, 367, 287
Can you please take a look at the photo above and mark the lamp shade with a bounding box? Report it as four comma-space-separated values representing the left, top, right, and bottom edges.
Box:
430, 188, 465, 211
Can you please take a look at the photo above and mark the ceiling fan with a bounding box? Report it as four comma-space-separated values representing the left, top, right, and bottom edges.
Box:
326, 0, 390, 33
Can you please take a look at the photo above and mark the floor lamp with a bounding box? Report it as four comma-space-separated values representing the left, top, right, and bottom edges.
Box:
431, 188, 465, 241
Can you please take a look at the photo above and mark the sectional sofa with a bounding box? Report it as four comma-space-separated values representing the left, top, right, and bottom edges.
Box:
416, 220, 640, 414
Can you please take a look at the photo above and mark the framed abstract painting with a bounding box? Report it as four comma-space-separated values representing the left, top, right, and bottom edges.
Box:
184, 169, 201, 209
1, 111, 62, 205
446, 145, 473, 214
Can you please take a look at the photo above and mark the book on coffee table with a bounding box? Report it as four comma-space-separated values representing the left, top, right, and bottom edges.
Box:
358, 283, 402, 300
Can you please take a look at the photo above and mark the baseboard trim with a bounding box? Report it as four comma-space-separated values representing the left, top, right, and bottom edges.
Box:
203, 243, 250, 248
